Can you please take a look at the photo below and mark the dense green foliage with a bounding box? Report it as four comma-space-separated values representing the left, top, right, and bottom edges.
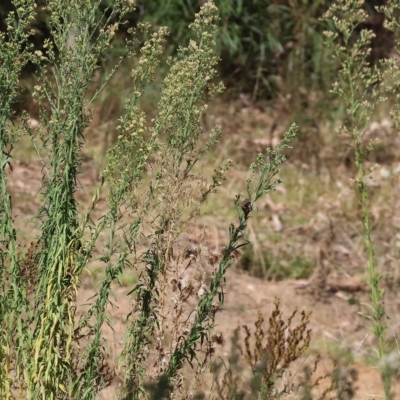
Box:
0, 0, 389, 100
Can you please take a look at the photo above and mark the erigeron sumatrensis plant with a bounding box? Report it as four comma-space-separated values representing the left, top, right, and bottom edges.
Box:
0, 0, 296, 399
324, 1, 394, 398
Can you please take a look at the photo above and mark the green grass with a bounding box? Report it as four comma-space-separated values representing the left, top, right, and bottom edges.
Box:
238, 244, 315, 280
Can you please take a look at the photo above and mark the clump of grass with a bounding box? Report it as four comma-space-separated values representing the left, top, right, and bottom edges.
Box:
238, 245, 315, 281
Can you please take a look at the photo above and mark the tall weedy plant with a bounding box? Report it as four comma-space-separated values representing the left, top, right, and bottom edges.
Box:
324, 1, 392, 398
110, 1, 297, 394
0, 1, 38, 397
0, 0, 296, 398
0, 0, 144, 397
